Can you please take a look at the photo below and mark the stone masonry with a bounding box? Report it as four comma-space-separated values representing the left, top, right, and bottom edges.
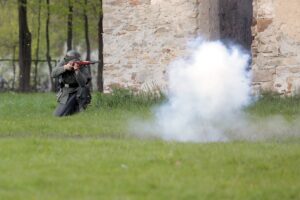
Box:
103, 0, 300, 95
252, 0, 300, 95
102, 0, 219, 91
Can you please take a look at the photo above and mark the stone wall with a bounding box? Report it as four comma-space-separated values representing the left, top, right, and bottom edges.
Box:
102, 0, 219, 91
103, 0, 300, 95
252, 0, 300, 95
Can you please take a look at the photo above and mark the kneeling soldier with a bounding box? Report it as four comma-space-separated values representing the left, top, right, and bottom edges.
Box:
51, 50, 91, 117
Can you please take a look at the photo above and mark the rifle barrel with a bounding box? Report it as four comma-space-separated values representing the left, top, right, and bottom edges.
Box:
90, 61, 100, 64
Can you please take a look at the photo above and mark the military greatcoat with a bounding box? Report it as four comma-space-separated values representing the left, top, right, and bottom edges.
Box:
51, 59, 91, 116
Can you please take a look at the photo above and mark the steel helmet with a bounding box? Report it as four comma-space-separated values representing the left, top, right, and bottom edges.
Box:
64, 50, 81, 62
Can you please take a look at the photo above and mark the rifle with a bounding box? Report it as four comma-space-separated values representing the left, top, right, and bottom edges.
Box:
69, 60, 101, 68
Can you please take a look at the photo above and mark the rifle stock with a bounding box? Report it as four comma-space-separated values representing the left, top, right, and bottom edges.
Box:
70, 60, 100, 67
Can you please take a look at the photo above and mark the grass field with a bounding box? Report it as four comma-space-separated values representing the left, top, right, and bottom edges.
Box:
0, 92, 300, 199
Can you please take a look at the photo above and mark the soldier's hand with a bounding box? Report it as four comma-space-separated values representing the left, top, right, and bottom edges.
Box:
73, 63, 80, 71
64, 63, 73, 71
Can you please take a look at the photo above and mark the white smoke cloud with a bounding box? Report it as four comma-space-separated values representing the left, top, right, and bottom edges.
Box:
131, 39, 300, 142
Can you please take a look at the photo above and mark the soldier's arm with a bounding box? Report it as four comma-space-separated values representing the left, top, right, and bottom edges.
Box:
51, 59, 66, 78
82, 66, 92, 83
74, 66, 90, 87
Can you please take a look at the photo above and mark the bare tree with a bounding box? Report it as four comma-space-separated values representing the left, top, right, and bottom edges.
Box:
83, 0, 90, 61
67, 0, 73, 51
46, 0, 54, 91
97, 0, 103, 92
34, 0, 42, 90
83, 0, 92, 90
18, 0, 32, 92
12, 45, 17, 90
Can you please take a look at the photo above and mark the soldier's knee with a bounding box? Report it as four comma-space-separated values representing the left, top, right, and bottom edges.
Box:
54, 109, 64, 117
54, 104, 67, 117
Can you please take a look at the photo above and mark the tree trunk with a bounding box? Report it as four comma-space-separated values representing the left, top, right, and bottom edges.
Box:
83, 0, 92, 90
18, 0, 32, 92
46, 0, 54, 91
84, 0, 90, 61
34, 0, 42, 91
97, 0, 104, 92
12, 45, 16, 90
67, 0, 73, 51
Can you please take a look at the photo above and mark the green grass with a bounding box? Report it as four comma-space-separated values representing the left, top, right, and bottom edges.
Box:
247, 93, 300, 118
0, 91, 153, 137
0, 139, 299, 200
0, 92, 300, 199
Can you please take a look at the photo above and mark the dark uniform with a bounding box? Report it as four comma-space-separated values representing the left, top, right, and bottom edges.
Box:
51, 50, 91, 117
